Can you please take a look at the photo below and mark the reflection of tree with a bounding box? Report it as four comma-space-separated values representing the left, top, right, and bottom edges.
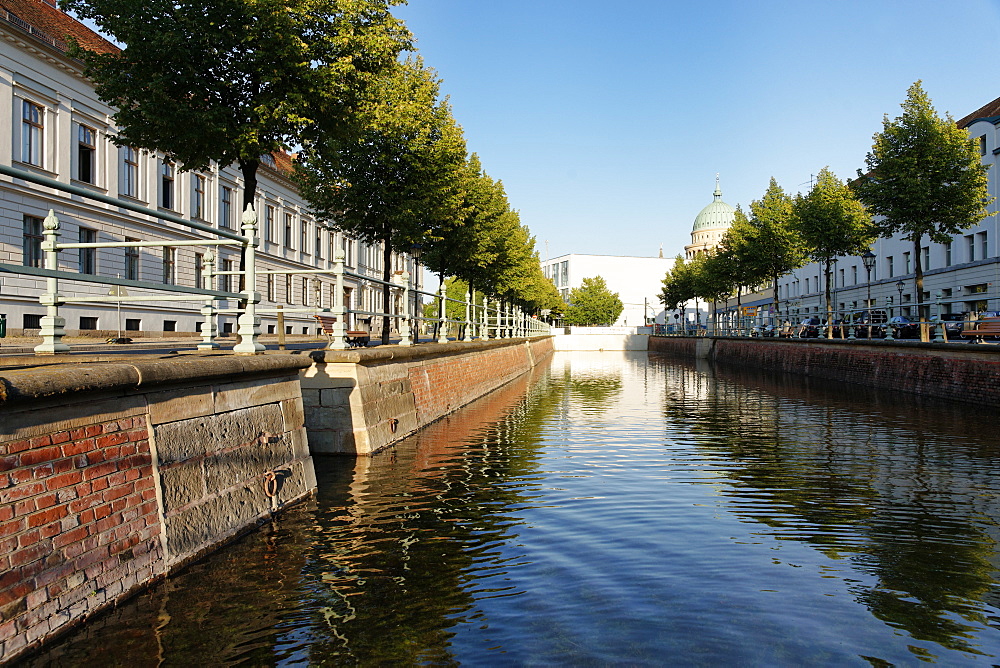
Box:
298, 360, 567, 664
649, 354, 1000, 655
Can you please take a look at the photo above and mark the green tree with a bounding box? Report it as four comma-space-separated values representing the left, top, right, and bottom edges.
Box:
853, 81, 993, 330
793, 167, 875, 335
564, 276, 624, 326
62, 0, 410, 214
743, 178, 806, 323
716, 206, 764, 331
295, 57, 468, 343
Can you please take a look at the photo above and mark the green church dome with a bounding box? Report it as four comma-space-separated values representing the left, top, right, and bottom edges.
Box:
692, 178, 735, 232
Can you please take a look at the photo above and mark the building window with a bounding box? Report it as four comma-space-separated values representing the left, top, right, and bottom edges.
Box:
267, 273, 275, 302
302, 277, 309, 305
301, 220, 309, 254
903, 252, 911, 274
122, 146, 139, 198
21, 100, 43, 166
219, 258, 233, 293
79, 316, 98, 330
265, 205, 275, 243
886, 256, 894, 278
77, 125, 96, 183
195, 252, 204, 289
163, 320, 176, 332
220, 185, 233, 228
921, 246, 930, 271
125, 319, 141, 331
838, 268, 844, 287
162, 247, 175, 284
193, 174, 206, 219
23, 215, 43, 267
946, 240, 953, 267
980, 135, 988, 156
23, 313, 42, 330
125, 237, 139, 280
851, 266, 857, 285
967, 234, 976, 262
316, 226, 322, 259
79, 228, 96, 274
161, 161, 175, 209
978, 231, 988, 259
344, 237, 354, 266
284, 213, 293, 248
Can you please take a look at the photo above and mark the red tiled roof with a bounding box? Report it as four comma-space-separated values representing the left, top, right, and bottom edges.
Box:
956, 95, 1000, 128
0, 0, 117, 55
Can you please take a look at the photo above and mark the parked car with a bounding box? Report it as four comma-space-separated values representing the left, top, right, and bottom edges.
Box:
939, 312, 968, 340
797, 316, 822, 338
849, 309, 888, 338
751, 323, 776, 337
888, 315, 920, 339
823, 317, 849, 339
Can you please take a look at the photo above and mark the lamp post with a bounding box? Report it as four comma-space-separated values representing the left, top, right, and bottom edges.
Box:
861, 251, 876, 339
896, 280, 905, 311
409, 243, 423, 341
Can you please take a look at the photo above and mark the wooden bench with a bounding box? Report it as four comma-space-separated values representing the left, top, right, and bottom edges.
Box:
313, 314, 370, 347
960, 316, 1000, 342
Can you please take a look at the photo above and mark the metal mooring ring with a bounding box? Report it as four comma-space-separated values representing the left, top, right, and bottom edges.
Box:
263, 470, 278, 498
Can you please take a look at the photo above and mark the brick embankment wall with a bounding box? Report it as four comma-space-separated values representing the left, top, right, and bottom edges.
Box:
0, 354, 314, 662
649, 336, 1000, 407
302, 337, 555, 455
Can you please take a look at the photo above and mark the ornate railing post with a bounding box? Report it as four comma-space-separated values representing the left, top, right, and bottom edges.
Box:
399, 270, 413, 346
198, 251, 219, 350
437, 283, 449, 343
329, 251, 348, 350
462, 288, 473, 341
481, 296, 491, 341
234, 205, 264, 354
34, 209, 68, 354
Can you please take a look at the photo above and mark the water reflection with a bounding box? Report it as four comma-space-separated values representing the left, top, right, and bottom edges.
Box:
21, 351, 1000, 665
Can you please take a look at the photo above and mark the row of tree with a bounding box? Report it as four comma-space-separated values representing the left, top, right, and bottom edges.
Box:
63, 0, 563, 342
660, 82, 993, 336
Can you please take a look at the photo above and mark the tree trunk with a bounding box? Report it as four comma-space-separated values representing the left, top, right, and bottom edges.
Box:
913, 234, 928, 341
736, 287, 742, 336
236, 158, 259, 300
772, 272, 780, 332
382, 236, 392, 345
824, 258, 833, 338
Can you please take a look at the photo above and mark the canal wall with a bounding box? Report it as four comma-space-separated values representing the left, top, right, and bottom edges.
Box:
0, 354, 315, 662
301, 336, 555, 455
649, 336, 1000, 407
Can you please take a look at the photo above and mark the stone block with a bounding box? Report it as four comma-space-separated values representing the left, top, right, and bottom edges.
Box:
153, 417, 213, 465
280, 397, 305, 432
211, 404, 284, 454
301, 389, 321, 408
288, 427, 309, 460
159, 463, 204, 515
214, 378, 299, 413
305, 403, 353, 431
145, 386, 214, 426
203, 440, 286, 495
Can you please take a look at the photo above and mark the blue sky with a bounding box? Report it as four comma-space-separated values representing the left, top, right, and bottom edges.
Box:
394, 0, 1000, 261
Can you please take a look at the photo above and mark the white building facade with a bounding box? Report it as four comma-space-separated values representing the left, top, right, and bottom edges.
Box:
771, 96, 1000, 324
0, 0, 420, 339
542, 253, 674, 326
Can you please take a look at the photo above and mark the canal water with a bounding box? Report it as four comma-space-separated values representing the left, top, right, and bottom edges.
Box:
21, 351, 1000, 666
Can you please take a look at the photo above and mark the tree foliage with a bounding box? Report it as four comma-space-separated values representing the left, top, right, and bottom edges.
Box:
743, 178, 806, 321
564, 276, 623, 326
295, 57, 468, 342
793, 167, 874, 329
853, 80, 993, 319
62, 0, 411, 211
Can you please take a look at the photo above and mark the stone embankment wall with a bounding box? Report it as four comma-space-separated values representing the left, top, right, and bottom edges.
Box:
302, 336, 555, 455
649, 336, 1000, 407
0, 354, 314, 662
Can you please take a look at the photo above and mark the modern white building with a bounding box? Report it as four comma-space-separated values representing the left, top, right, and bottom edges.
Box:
541, 252, 674, 326
0, 0, 421, 339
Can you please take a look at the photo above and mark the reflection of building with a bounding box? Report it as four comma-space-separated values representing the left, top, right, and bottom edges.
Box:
685, 176, 735, 259
0, 0, 419, 338
541, 253, 674, 325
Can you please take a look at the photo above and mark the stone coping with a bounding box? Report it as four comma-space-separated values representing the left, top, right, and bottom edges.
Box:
0, 354, 312, 405
308, 336, 554, 365
654, 335, 1000, 359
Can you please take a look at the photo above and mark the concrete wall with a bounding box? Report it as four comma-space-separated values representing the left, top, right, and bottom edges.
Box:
0, 354, 314, 661
552, 333, 648, 352
649, 336, 1000, 407
301, 337, 555, 455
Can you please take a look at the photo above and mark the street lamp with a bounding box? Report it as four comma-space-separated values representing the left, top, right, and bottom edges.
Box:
861, 251, 876, 339
896, 280, 905, 310
861, 251, 876, 308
